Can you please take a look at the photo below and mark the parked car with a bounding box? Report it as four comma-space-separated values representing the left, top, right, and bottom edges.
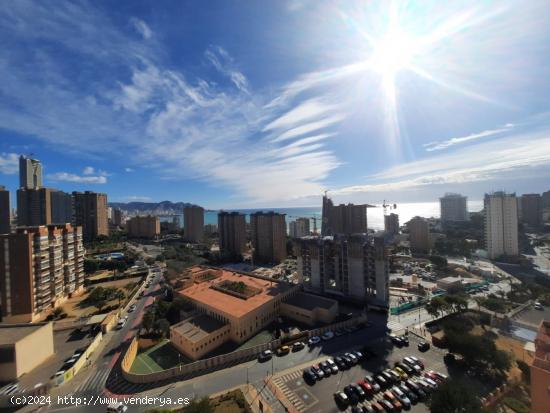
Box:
107, 402, 128, 413
409, 356, 424, 369
403, 357, 422, 374
128, 304, 137, 313
396, 362, 414, 376
116, 319, 126, 329
350, 383, 366, 400
321, 331, 335, 340
302, 368, 317, 383
370, 401, 385, 412
352, 350, 364, 360
319, 361, 332, 376
335, 356, 348, 369
351, 406, 363, 413
394, 366, 409, 380
358, 379, 373, 395
343, 385, 359, 404
385, 369, 401, 383
423, 376, 439, 388
311, 365, 325, 379
363, 403, 376, 413
258, 350, 273, 362
405, 379, 426, 399
391, 386, 411, 409
292, 341, 305, 351
345, 352, 358, 364
326, 358, 339, 374
276, 346, 290, 356
334, 391, 349, 406
364, 375, 381, 393
375, 374, 388, 388
399, 383, 418, 404
417, 341, 430, 352
308, 336, 321, 346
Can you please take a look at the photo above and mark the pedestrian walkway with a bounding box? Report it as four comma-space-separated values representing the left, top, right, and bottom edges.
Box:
386, 319, 405, 332
272, 371, 308, 412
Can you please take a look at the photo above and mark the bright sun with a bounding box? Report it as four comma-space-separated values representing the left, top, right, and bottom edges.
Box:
370, 29, 417, 76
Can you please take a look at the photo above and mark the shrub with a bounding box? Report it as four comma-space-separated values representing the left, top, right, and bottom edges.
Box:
503, 397, 529, 413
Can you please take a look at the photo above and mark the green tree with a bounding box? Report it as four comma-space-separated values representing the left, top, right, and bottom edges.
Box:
84, 259, 100, 274
429, 255, 448, 270
114, 289, 126, 306
154, 318, 170, 338
142, 310, 155, 334
430, 379, 483, 413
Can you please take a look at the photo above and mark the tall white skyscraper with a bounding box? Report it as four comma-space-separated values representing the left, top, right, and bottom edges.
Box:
484, 192, 518, 259
19, 155, 43, 189
440, 193, 468, 223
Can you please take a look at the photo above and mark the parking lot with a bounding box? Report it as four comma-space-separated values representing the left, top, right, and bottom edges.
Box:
271, 334, 448, 413
513, 303, 550, 328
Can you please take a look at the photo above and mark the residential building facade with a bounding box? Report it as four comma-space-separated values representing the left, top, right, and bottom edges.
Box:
183, 206, 204, 243
50, 190, 73, 224
530, 320, 550, 413
250, 211, 287, 264
484, 192, 519, 259
520, 193, 543, 228
321, 194, 368, 236
293, 234, 389, 309
126, 215, 160, 239
72, 191, 109, 242
440, 193, 468, 223
19, 155, 43, 189
17, 188, 52, 227
0, 224, 85, 323
218, 212, 246, 256
289, 217, 310, 238
384, 213, 399, 236
0, 186, 10, 234
407, 216, 430, 254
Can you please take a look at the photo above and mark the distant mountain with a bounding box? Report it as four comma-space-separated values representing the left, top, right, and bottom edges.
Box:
108, 201, 196, 215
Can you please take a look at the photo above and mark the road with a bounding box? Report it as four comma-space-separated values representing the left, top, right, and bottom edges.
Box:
38, 267, 163, 412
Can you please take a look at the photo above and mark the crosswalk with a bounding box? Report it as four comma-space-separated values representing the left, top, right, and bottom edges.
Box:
75, 368, 111, 394
272, 371, 308, 412
386, 320, 405, 332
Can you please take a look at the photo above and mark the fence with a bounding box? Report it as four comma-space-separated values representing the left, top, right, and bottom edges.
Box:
121, 314, 367, 384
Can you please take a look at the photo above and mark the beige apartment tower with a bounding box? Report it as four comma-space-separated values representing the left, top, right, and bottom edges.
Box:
484, 192, 518, 259
0, 224, 85, 323
218, 212, 246, 256
126, 215, 160, 239
72, 191, 109, 242
250, 211, 287, 264
184, 206, 204, 242
407, 216, 430, 254
384, 213, 399, 236
289, 218, 310, 238
321, 195, 368, 236
440, 193, 468, 223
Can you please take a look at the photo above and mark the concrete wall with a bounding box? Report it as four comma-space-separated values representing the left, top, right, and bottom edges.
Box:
280, 300, 338, 326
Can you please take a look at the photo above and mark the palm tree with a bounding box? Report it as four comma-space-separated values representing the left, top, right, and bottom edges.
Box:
114, 289, 126, 306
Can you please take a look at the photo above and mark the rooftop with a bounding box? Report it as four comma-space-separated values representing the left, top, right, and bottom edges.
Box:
283, 292, 337, 311
0, 323, 49, 345
178, 267, 294, 318
171, 314, 227, 343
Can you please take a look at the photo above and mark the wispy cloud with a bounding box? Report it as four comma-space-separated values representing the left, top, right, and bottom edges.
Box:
271, 114, 345, 143
423, 123, 514, 151
124, 167, 134, 172
82, 166, 95, 175
130, 17, 152, 40
0, 152, 19, 174
47, 172, 107, 184
119, 195, 152, 202
334, 130, 550, 195
205, 45, 249, 93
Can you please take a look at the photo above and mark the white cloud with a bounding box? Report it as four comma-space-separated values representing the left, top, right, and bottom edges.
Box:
334, 130, 550, 195
0, 152, 19, 174
423, 123, 514, 151
204, 45, 249, 93
82, 166, 95, 175
130, 17, 152, 40
125, 167, 134, 172
47, 172, 108, 184
120, 195, 152, 202
271, 114, 345, 142
263, 98, 337, 132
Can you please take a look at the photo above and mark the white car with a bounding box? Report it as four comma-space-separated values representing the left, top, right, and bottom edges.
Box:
117, 319, 127, 329
308, 336, 321, 345
107, 402, 128, 413
321, 331, 334, 341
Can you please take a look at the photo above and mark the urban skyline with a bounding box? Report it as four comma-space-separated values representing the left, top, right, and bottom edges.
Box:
0, 1, 550, 208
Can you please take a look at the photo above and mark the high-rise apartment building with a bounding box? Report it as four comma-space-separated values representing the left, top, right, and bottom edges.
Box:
0, 224, 85, 323
250, 212, 287, 264
289, 217, 310, 238
542, 190, 550, 208
484, 192, 518, 259
218, 212, 246, 256
112, 208, 123, 227
520, 193, 543, 228
384, 213, 399, 236
321, 195, 368, 236
183, 206, 204, 242
407, 216, 430, 253
530, 320, 550, 413
50, 190, 73, 224
17, 188, 52, 227
0, 186, 10, 234
126, 215, 160, 239
294, 234, 389, 308
72, 191, 109, 242
440, 193, 468, 223
19, 155, 43, 189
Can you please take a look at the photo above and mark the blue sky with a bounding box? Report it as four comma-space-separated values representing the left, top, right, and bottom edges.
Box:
1, 0, 550, 209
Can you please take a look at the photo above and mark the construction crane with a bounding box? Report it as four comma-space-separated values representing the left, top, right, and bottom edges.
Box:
382, 200, 397, 216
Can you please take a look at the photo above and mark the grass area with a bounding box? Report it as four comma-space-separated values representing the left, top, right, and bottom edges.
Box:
210, 390, 251, 413
130, 340, 187, 374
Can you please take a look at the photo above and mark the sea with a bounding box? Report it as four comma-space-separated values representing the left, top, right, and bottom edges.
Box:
161, 201, 484, 231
